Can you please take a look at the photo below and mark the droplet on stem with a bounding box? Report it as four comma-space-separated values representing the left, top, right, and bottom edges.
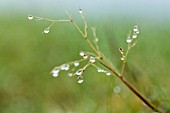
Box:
106, 72, 111, 76
44, 28, 50, 34
60, 64, 70, 71
132, 34, 137, 38
76, 69, 84, 75
79, 8, 83, 14
126, 39, 132, 43
28, 15, 34, 20
74, 61, 79, 67
77, 76, 83, 83
89, 56, 95, 63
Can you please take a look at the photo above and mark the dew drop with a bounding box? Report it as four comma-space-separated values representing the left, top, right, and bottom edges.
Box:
136, 30, 140, 34
121, 57, 125, 61
79, 51, 85, 56
68, 72, 73, 77
106, 72, 111, 76
113, 85, 121, 93
52, 69, 60, 74
44, 28, 50, 34
28, 15, 33, 20
89, 56, 95, 63
60, 64, 70, 71
132, 34, 137, 38
133, 28, 138, 32
79, 8, 83, 14
83, 54, 88, 59
97, 68, 105, 73
76, 69, 84, 75
126, 39, 132, 43
52, 73, 59, 77
77, 76, 83, 83
74, 61, 79, 67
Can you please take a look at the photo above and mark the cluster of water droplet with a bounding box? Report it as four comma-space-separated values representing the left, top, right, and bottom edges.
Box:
126, 25, 139, 43
97, 68, 111, 76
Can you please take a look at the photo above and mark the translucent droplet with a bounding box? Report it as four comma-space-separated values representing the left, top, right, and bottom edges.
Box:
106, 72, 111, 76
79, 8, 83, 14
97, 68, 105, 73
121, 57, 125, 61
79, 51, 85, 56
52, 73, 59, 77
76, 69, 84, 75
77, 76, 83, 83
83, 54, 88, 59
136, 30, 140, 34
28, 15, 33, 20
89, 56, 95, 63
52, 68, 60, 74
95, 38, 99, 42
132, 34, 137, 38
133, 28, 138, 32
113, 85, 121, 93
74, 61, 79, 67
126, 39, 132, 43
44, 28, 50, 34
68, 72, 73, 77
60, 64, 70, 71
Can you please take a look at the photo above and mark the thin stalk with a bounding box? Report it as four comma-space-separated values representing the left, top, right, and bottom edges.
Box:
65, 11, 161, 113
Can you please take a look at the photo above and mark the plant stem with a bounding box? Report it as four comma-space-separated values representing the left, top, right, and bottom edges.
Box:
65, 11, 161, 113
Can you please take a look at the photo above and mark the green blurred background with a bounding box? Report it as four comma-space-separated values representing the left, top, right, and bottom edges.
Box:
0, 0, 170, 113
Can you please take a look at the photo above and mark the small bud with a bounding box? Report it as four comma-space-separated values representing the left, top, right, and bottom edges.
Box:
44, 28, 50, 34
97, 68, 105, 73
28, 15, 33, 20
121, 56, 125, 61
79, 52, 88, 59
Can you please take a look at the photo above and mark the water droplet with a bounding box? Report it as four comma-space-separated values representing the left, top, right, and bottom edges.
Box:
106, 72, 111, 76
133, 28, 138, 32
28, 15, 33, 20
79, 8, 83, 14
77, 76, 83, 83
60, 64, 70, 71
89, 56, 95, 63
126, 39, 132, 43
83, 54, 88, 59
76, 69, 84, 75
132, 34, 137, 38
68, 72, 73, 77
44, 28, 50, 34
97, 68, 105, 73
52, 73, 59, 77
113, 85, 121, 93
121, 56, 125, 61
52, 68, 60, 74
74, 61, 79, 67
79, 51, 85, 56
136, 30, 139, 34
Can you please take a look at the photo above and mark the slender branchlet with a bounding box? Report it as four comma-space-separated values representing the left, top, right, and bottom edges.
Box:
28, 9, 162, 113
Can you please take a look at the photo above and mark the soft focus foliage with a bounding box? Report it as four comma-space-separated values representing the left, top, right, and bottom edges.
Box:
0, 15, 169, 113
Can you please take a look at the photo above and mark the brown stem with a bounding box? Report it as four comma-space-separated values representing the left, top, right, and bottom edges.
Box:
65, 11, 161, 113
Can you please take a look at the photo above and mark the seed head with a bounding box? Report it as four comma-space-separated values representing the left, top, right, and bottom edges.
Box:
28, 15, 33, 20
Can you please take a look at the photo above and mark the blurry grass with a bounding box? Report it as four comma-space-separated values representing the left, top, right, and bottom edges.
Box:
0, 15, 170, 113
